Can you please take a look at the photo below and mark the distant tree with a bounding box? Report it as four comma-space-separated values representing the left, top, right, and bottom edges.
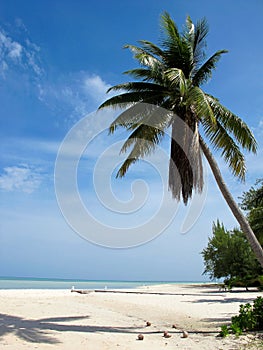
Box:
201, 221, 262, 287
240, 179, 263, 246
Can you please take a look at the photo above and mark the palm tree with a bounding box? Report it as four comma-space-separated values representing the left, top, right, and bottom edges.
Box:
98, 12, 263, 266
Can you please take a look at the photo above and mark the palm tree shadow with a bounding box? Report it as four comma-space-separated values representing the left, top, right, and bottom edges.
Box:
0, 313, 142, 344
0, 313, 65, 344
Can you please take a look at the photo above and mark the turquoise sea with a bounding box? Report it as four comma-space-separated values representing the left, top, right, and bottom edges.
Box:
0, 277, 205, 290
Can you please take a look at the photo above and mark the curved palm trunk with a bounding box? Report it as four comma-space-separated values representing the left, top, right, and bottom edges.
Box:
199, 137, 263, 267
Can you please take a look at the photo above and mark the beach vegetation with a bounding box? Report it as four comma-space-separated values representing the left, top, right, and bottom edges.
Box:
201, 221, 263, 289
202, 181, 263, 289
98, 12, 263, 266
220, 297, 263, 336
219, 324, 229, 337
240, 179, 263, 246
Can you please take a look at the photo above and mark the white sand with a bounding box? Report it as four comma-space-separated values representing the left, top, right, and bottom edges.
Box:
0, 284, 262, 349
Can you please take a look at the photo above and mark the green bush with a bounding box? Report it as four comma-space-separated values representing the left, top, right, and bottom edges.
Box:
219, 324, 229, 337
220, 297, 263, 337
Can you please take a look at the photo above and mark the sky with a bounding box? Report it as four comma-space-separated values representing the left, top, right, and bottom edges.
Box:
0, 0, 262, 282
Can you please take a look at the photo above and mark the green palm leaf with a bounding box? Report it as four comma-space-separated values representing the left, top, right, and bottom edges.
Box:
192, 50, 228, 85
107, 82, 165, 93
160, 12, 192, 75
117, 124, 165, 178
165, 68, 187, 95
188, 86, 216, 123
99, 91, 165, 110
123, 67, 165, 84
184, 16, 209, 65
202, 118, 247, 180
138, 40, 165, 60
207, 95, 257, 152
124, 44, 162, 68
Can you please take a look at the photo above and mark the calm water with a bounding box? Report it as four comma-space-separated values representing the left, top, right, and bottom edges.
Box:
0, 277, 204, 290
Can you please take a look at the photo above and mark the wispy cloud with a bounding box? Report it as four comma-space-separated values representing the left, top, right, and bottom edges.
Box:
0, 23, 43, 78
38, 72, 114, 124
0, 164, 44, 193
83, 75, 112, 104
0, 31, 22, 60
257, 119, 263, 136
0, 20, 115, 127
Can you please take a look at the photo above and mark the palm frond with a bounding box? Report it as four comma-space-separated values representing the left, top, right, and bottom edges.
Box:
98, 91, 165, 111
165, 68, 187, 95
120, 124, 164, 154
192, 50, 228, 85
160, 12, 192, 76
116, 124, 165, 177
138, 40, 165, 60
109, 103, 170, 133
124, 44, 162, 68
116, 104, 172, 136
160, 12, 180, 46
123, 68, 156, 81
169, 119, 203, 203
182, 16, 195, 69
185, 16, 195, 38
116, 157, 138, 178
207, 95, 257, 153
98, 92, 141, 110
187, 86, 216, 123
202, 119, 247, 180
108, 104, 152, 134
107, 82, 165, 93
189, 17, 209, 64
123, 66, 165, 84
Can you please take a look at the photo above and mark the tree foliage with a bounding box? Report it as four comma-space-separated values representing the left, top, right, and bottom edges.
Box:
98, 12, 263, 266
240, 179, 263, 246
99, 12, 257, 204
201, 220, 262, 283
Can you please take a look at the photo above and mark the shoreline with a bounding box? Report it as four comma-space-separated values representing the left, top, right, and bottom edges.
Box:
0, 283, 262, 349
0, 278, 211, 290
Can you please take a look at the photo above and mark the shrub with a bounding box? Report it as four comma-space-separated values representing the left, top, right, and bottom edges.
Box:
220, 297, 263, 337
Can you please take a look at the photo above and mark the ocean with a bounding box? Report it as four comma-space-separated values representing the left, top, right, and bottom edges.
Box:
0, 277, 204, 290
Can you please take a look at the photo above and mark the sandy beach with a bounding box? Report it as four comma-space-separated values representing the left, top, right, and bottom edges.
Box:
0, 284, 262, 349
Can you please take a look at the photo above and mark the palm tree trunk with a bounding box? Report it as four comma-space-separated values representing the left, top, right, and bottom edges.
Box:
199, 136, 263, 267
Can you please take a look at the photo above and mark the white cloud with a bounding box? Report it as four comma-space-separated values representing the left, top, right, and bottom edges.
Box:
38, 72, 114, 124
1, 60, 8, 73
8, 41, 22, 59
0, 22, 115, 128
83, 75, 112, 104
0, 26, 42, 78
0, 31, 22, 63
38, 81, 91, 123
258, 119, 263, 133
0, 165, 43, 193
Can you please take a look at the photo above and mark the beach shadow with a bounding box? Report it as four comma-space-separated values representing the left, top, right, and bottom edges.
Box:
183, 284, 260, 294
187, 296, 258, 304
201, 316, 232, 328
0, 313, 150, 344
0, 313, 61, 344
0, 314, 90, 344
202, 317, 231, 322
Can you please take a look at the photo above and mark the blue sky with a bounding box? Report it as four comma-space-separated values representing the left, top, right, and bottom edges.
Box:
0, 0, 262, 281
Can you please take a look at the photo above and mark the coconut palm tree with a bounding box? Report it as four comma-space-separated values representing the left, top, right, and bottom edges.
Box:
98, 12, 263, 266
